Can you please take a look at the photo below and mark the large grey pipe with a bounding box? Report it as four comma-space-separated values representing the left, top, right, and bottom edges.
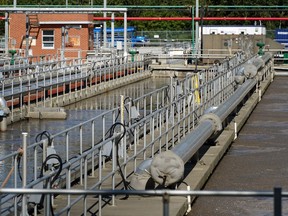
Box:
214, 79, 256, 122
131, 53, 272, 188
172, 77, 256, 163
148, 77, 258, 187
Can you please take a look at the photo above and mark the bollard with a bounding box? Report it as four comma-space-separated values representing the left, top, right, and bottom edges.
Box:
0, 117, 7, 131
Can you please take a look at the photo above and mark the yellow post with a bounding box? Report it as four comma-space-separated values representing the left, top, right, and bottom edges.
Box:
192, 74, 201, 104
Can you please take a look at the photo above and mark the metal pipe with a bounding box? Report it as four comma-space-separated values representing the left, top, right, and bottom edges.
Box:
21, 132, 28, 216
0, 187, 280, 196
172, 120, 214, 163
1, 16, 287, 21
93, 17, 288, 21
132, 77, 257, 187
195, 0, 199, 57
61, 26, 65, 62
191, 6, 194, 52
133, 53, 272, 188
25, 13, 29, 58
111, 13, 114, 48
4, 12, 8, 54
2, 5, 288, 9
148, 78, 257, 186
0, 7, 128, 13
124, 12, 127, 57
213, 79, 256, 122
215, 53, 271, 122
103, 0, 107, 48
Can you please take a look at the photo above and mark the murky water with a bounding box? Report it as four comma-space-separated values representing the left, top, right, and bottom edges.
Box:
0, 77, 170, 186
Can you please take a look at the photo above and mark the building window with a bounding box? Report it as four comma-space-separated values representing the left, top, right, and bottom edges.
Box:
42, 30, 54, 49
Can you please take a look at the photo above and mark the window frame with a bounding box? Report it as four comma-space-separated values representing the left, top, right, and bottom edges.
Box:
42, 29, 55, 49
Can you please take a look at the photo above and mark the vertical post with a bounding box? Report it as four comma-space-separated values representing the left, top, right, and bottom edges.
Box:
124, 12, 127, 57
234, 120, 237, 140
4, 12, 8, 55
191, 6, 194, 52
21, 132, 28, 216
25, 14, 29, 58
61, 26, 65, 63
274, 187, 282, 216
169, 76, 175, 125
103, 0, 107, 48
111, 13, 115, 48
200, 5, 205, 54
163, 193, 169, 216
119, 95, 124, 158
195, 0, 199, 57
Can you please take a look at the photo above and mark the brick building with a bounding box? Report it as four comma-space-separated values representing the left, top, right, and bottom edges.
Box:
9, 13, 95, 59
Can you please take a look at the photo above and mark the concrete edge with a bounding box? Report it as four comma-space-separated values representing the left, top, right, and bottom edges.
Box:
177, 74, 273, 215
6, 71, 152, 125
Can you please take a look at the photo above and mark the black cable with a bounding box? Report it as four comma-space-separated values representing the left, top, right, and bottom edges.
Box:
35, 131, 52, 149
38, 154, 63, 216
114, 108, 121, 124
109, 122, 130, 200
159, 175, 167, 188
39, 154, 63, 185
17, 155, 22, 181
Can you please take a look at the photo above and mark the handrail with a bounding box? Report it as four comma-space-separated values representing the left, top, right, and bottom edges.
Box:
0, 188, 285, 216
0, 51, 263, 215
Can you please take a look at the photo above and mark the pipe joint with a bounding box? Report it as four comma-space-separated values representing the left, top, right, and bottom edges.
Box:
235, 75, 245, 85
243, 63, 257, 79
200, 113, 222, 133
150, 150, 184, 187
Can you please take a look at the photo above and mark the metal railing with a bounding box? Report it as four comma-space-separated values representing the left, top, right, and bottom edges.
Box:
0, 54, 146, 122
0, 51, 272, 215
0, 187, 285, 216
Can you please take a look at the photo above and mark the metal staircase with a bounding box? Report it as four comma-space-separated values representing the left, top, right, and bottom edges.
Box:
20, 14, 40, 50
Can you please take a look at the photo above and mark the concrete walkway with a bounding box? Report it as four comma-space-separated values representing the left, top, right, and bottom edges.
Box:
189, 76, 288, 215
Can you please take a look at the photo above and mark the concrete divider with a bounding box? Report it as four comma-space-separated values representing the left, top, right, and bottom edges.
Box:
178, 66, 274, 215
26, 107, 67, 119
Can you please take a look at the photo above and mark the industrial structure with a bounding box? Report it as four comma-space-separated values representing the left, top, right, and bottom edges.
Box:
1, 3, 288, 216
1, 7, 129, 59
9, 13, 95, 58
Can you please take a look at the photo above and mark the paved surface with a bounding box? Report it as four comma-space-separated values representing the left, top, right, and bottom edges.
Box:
188, 76, 288, 216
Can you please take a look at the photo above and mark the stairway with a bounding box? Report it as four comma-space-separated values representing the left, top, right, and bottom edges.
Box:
20, 14, 40, 50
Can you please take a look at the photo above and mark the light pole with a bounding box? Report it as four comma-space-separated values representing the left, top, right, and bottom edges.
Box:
195, 0, 199, 57
103, 0, 107, 48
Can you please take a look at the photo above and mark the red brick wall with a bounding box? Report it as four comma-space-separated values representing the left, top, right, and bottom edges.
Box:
9, 13, 93, 59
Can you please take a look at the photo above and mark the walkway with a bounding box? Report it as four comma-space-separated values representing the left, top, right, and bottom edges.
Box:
189, 75, 288, 216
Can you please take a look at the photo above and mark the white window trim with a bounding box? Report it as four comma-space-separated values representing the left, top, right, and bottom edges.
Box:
42, 30, 55, 50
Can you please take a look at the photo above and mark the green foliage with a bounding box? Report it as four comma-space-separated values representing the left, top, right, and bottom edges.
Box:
0, 0, 287, 31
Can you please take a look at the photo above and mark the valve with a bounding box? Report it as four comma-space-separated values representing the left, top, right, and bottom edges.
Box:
8, 50, 17, 65
128, 49, 139, 62
256, 42, 265, 56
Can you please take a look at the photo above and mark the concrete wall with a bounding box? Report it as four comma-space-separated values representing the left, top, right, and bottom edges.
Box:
202, 34, 265, 63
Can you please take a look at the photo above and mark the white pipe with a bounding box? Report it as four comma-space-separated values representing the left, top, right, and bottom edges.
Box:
21, 132, 28, 216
